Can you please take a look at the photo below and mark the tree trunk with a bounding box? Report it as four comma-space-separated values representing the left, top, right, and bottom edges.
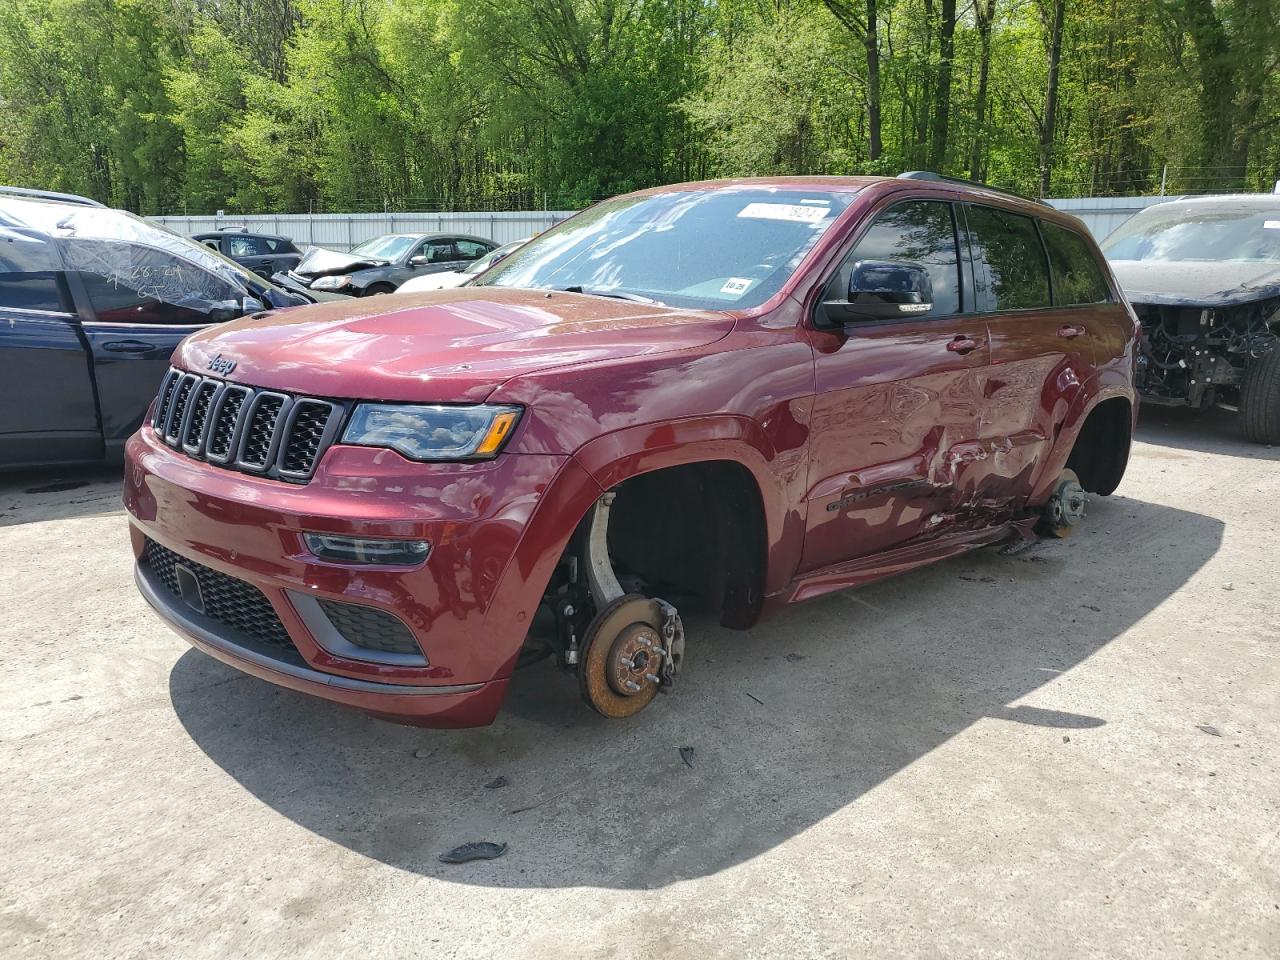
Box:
865, 0, 882, 162
969, 0, 996, 180
1038, 0, 1065, 197
928, 0, 957, 170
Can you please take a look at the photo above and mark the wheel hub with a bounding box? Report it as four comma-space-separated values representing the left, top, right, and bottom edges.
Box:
578, 595, 680, 718
1044, 468, 1087, 537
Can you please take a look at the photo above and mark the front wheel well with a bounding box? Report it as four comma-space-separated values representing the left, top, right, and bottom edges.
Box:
604, 461, 767, 629
1066, 397, 1132, 496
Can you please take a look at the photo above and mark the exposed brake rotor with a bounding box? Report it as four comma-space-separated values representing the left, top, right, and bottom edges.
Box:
1041, 467, 1088, 538
578, 594, 683, 719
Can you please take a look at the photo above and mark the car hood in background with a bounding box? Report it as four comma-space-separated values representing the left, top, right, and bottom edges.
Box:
291, 245, 389, 279
397, 271, 468, 293
1110, 259, 1280, 307
177, 287, 735, 403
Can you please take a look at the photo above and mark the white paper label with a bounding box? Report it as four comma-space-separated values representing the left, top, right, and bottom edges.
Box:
737, 202, 828, 223
1263, 220, 1280, 229
720, 277, 753, 296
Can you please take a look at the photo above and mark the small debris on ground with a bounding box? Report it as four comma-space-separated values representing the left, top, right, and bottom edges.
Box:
1083, 604, 1101, 612
1222, 583, 1234, 591
959, 574, 998, 583
1063, 735, 1071, 743
439, 842, 508, 864
412, 748, 433, 759
679, 746, 695, 768
23, 480, 88, 495
745, 692, 764, 705
1196, 724, 1223, 737
484, 775, 510, 789
784, 653, 805, 663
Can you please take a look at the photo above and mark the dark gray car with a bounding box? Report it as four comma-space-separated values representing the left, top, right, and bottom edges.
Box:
193, 228, 303, 280
1102, 195, 1280, 443
273, 233, 496, 297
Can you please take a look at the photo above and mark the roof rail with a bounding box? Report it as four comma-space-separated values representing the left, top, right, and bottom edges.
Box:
897, 171, 1048, 206
0, 185, 104, 207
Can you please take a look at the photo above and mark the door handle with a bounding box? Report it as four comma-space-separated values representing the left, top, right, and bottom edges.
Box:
1057, 324, 1085, 339
946, 335, 980, 355
102, 339, 158, 355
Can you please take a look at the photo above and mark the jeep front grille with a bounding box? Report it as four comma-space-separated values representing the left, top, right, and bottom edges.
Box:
151, 368, 345, 483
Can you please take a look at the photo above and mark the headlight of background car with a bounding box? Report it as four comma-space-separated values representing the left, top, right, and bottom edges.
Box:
342, 404, 522, 461
310, 275, 352, 290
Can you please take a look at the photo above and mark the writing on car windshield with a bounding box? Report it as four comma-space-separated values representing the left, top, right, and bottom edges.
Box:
1103, 208, 1280, 263
473, 188, 856, 309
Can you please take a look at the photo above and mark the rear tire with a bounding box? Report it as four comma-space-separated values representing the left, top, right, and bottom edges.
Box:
1241, 347, 1280, 444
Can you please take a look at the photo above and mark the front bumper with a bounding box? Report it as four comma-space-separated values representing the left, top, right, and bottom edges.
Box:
125, 425, 599, 726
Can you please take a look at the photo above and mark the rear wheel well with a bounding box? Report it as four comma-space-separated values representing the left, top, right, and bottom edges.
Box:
605, 461, 767, 629
1066, 397, 1131, 496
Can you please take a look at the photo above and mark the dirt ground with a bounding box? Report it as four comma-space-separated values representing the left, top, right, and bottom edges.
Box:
1, 406, 1277, 960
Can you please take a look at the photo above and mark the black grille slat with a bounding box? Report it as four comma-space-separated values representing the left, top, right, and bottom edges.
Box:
164, 376, 196, 443
239, 395, 286, 469
281, 402, 334, 475
207, 388, 248, 461
149, 368, 340, 483
141, 539, 294, 650
317, 599, 420, 655
153, 370, 179, 429
182, 381, 219, 452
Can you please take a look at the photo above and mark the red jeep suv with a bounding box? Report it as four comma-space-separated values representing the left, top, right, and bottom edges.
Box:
125, 174, 1137, 727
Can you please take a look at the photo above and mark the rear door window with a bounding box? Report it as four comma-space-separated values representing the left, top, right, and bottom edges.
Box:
1041, 222, 1112, 305
455, 240, 490, 260
966, 205, 1052, 311
227, 236, 269, 258
826, 199, 963, 317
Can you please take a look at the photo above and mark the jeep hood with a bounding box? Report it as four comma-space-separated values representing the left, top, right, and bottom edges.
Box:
292, 245, 388, 279
177, 287, 735, 402
1110, 259, 1280, 307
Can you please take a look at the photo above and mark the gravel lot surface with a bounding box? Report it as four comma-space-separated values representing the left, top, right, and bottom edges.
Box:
1, 406, 1277, 959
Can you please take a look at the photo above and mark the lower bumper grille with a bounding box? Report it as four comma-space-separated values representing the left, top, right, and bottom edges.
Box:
141, 539, 294, 650
317, 599, 420, 656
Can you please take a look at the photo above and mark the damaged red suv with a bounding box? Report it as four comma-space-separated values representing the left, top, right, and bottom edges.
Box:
125, 174, 1137, 727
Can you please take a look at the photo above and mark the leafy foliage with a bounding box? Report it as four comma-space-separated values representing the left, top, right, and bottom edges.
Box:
0, 0, 1276, 213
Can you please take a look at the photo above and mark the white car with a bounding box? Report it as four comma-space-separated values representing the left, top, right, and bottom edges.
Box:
396, 238, 528, 293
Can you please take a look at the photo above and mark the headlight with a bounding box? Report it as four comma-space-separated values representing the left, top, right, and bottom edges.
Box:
342, 404, 522, 461
311, 275, 352, 290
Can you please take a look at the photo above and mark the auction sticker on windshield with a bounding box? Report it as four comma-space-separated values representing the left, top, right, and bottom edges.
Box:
720, 277, 754, 296
737, 202, 829, 223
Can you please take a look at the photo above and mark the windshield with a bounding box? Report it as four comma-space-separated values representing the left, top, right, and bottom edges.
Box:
473, 188, 856, 309
464, 240, 524, 275
1103, 204, 1280, 263
350, 235, 416, 261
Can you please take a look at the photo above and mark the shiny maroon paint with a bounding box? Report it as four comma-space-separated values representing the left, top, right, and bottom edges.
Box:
125, 176, 1138, 727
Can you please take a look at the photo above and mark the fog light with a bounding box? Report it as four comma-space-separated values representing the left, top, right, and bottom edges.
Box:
303, 533, 430, 566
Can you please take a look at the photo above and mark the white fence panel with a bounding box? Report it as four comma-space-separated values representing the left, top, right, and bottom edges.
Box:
151, 211, 575, 251
153, 197, 1185, 250
1044, 196, 1174, 240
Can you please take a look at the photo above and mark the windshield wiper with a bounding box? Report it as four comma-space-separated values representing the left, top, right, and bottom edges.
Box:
559, 285, 661, 305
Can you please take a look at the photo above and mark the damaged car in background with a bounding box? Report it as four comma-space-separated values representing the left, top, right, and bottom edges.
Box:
272, 232, 496, 297
1102, 195, 1280, 443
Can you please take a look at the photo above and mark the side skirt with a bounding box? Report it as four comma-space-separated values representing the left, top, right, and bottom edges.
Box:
778, 519, 1030, 607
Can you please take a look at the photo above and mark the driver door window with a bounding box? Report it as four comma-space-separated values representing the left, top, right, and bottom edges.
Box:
826, 200, 963, 318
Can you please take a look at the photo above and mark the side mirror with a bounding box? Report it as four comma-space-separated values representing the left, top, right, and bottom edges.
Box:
822, 260, 933, 325
408, 255, 428, 266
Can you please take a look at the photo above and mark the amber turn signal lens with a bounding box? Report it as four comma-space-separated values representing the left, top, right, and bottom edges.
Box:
475, 410, 520, 455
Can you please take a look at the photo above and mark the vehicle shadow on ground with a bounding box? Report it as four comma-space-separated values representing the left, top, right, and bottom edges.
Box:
1136, 404, 1280, 461
0, 466, 124, 528
170, 492, 1222, 890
